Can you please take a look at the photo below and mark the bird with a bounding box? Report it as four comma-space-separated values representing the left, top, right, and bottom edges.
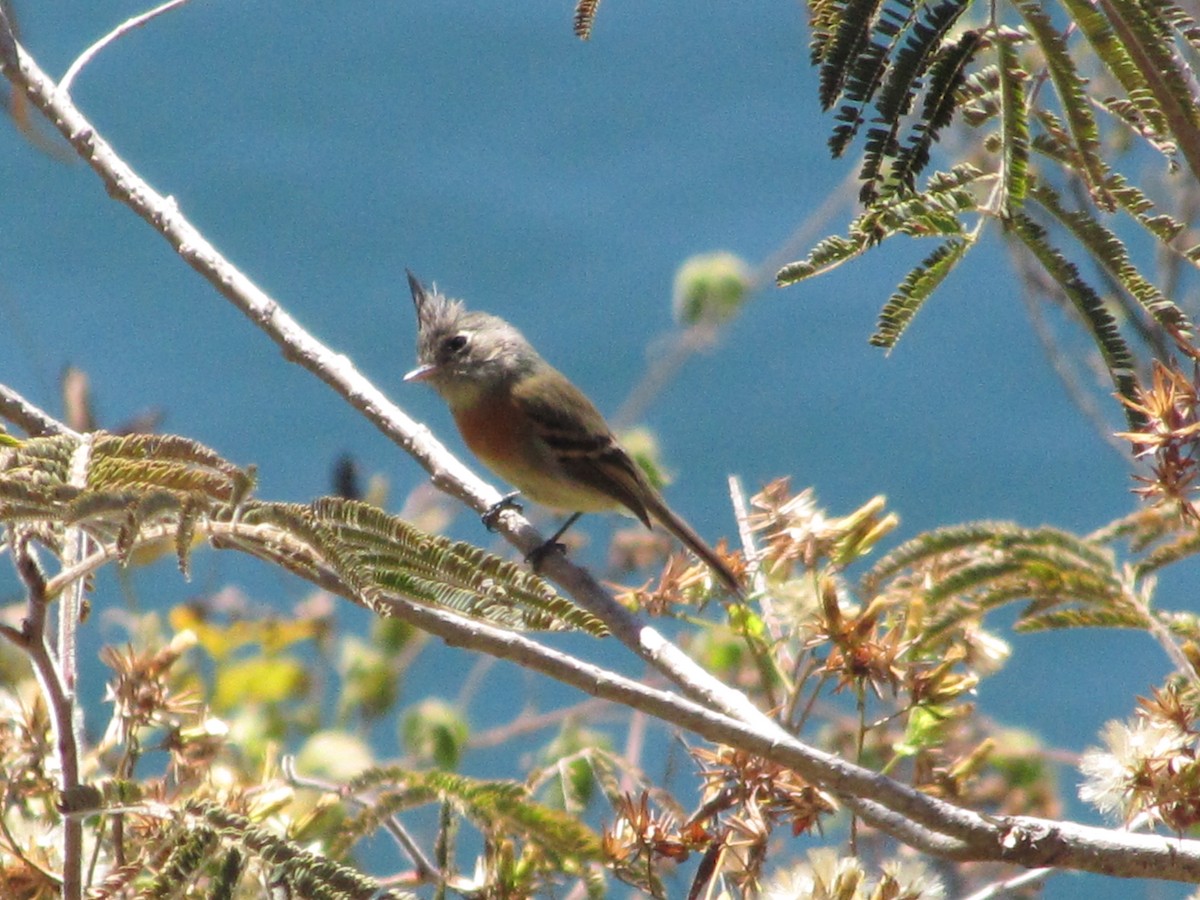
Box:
403, 271, 742, 596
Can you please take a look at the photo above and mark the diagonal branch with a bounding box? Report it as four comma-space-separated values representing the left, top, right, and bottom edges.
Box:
6, 18, 1200, 885
0, 24, 771, 736
11, 501, 1200, 882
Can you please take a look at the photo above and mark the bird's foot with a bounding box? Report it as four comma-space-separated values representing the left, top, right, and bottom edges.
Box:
525, 538, 567, 571
481, 491, 523, 531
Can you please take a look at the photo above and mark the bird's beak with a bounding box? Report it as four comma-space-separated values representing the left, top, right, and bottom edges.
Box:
404, 363, 437, 382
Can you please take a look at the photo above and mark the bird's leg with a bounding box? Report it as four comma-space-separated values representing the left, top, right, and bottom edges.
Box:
481, 491, 523, 531
526, 512, 583, 570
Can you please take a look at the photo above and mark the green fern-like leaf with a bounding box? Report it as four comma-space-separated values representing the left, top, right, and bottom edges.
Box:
874, 0, 969, 124
810, 0, 847, 66
144, 825, 219, 898
863, 520, 1116, 592
830, 0, 912, 157
870, 236, 973, 349
1014, 0, 1110, 208
187, 801, 402, 899
1057, 0, 1170, 143
856, 163, 983, 238
996, 33, 1030, 214
889, 29, 982, 196
777, 234, 873, 284
1141, 0, 1200, 52
1102, 0, 1200, 145
1030, 121, 1188, 249
862, 0, 972, 201
0, 432, 252, 569
862, 520, 1134, 641
1018, 605, 1149, 631
1105, 172, 1187, 244
0, 434, 605, 635
959, 64, 1001, 126
1028, 180, 1191, 335
573, 0, 600, 39
89, 432, 249, 499
778, 164, 983, 288
339, 767, 603, 864
1133, 529, 1200, 576
238, 499, 607, 635
1007, 213, 1138, 423
819, 0, 888, 112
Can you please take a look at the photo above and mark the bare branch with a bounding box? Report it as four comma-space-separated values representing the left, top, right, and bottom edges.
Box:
0, 30, 777, 741
58, 0, 194, 96
4, 534, 83, 900
282, 756, 442, 883
5, 21, 1200, 888
0, 382, 77, 438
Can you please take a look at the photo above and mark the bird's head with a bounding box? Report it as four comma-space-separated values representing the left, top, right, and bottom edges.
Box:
404, 271, 538, 405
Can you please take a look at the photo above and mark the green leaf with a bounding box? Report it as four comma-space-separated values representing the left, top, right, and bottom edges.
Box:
996, 33, 1030, 214
819, 0, 888, 111
1014, 0, 1110, 207
1028, 180, 1191, 335
240, 498, 608, 634
861, 520, 1134, 642
861, 0, 973, 201
777, 234, 873, 284
889, 29, 982, 196
1007, 213, 1138, 423
1057, 0, 1169, 142
341, 767, 604, 864
871, 236, 973, 350
778, 164, 984, 289
1102, 0, 1200, 154
402, 698, 470, 769
214, 655, 309, 710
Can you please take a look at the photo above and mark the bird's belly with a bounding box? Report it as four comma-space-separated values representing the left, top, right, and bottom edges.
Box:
453, 399, 617, 514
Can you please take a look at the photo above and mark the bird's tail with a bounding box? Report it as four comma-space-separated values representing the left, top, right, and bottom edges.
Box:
642, 493, 743, 597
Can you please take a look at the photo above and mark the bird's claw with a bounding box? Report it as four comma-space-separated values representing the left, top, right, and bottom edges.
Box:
525, 539, 567, 571
481, 491, 523, 531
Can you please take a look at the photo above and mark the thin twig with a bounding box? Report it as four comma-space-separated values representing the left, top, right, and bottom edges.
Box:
613, 164, 860, 429
5, 535, 83, 900
0, 33, 782, 742
0, 382, 77, 438
959, 866, 1053, 900
59, 435, 93, 697
58, 0, 194, 96
467, 697, 612, 750
281, 756, 442, 882
8, 26, 1200, 886
728, 475, 772, 623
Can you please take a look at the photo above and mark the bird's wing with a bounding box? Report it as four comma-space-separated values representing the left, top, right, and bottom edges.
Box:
513, 371, 654, 527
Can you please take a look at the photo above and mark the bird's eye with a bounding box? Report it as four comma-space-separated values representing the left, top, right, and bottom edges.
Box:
443, 334, 469, 355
